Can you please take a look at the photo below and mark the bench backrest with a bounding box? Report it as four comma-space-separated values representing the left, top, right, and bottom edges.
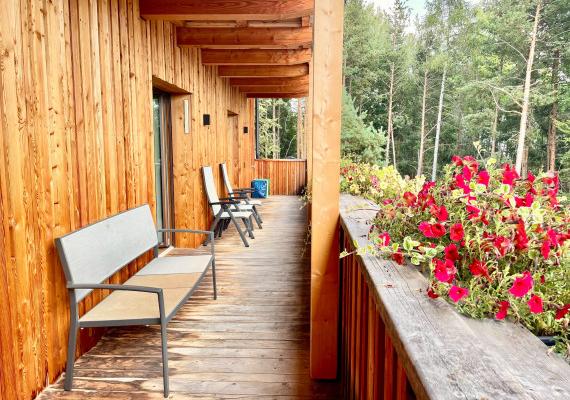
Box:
220, 162, 234, 195
202, 166, 222, 215
55, 205, 158, 302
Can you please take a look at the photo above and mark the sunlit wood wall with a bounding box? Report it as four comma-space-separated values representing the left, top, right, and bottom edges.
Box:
0, 0, 255, 398
254, 159, 307, 195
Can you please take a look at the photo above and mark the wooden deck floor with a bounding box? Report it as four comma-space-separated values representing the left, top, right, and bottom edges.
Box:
38, 196, 340, 399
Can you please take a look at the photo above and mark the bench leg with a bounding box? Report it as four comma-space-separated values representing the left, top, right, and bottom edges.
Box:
212, 260, 217, 300
161, 321, 170, 397
64, 321, 78, 391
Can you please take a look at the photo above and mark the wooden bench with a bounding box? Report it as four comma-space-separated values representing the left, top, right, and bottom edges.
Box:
55, 204, 216, 398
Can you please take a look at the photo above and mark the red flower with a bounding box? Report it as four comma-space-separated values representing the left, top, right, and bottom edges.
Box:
502, 164, 519, 186
451, 155, 463, 166
466, 204, 480, 219
514, 220, 529, 250
547, 229, 559, 246
509, 272, 533, 298
493, 236, 511, 257
427, 286, 439, 299
455, 174, 471, 194
419, 221, 433, 238
430, 205, 448, 222
434, 259, 456, 283
527, 171, 535, 183
378, 232, 391, 246
449, 285, 469, 303
449, 223, 464, 242
477, 170, 490, 186
555, 304, 570, 320
462, 165, 472, 181
495, 301, 510, 320
403, 192, 417, 206
541, 239, 551, 259
444, 243, 460, 262
527, 295, 543, 314
469, 259, 490, 280
431, 223, 446, 238
392, 252, 405, 265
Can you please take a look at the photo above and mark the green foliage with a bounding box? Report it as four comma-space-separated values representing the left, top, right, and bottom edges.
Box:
257, 98, 305, 159
341, 90, 386, 164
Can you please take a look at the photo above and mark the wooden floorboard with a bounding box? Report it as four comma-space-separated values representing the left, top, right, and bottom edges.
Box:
37, 196, 340, 399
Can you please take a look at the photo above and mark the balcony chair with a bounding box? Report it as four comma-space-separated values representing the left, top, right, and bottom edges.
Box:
202, 165, 255, 247
220, 162, 263, 227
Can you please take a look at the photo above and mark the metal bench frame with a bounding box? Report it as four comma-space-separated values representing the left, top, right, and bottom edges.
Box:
55, 205, 216, 398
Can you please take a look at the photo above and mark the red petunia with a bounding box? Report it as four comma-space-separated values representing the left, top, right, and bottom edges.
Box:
493, 236, 511, 257
430, 205, 448, 222
527, 295, 543, 314
469, 259, 490, 280
477, 170, 490, 187
449, 223, 464, 242
541, 239, 551, 259
431, 223, 446, 238
451, 155, 463, 166
547, 229, 559, 246
427, 286, 439, 299
466, 204, 480, 219
462, 165, 473, 181
514, 220, 529, 250
509, 271, 533, 298
502, 164, 519, 186
403, 191, 417, 206
449, 285, 469, 303
527, 171, 535, 183
378, 232, 391, 246
434, 259, 456, 283
555, 304, 570, 320
392, 251, 405, 265
495, 301, 510, 320
455, 174, 471, 194
419, 221, 433, 238
444, 243, 460, 262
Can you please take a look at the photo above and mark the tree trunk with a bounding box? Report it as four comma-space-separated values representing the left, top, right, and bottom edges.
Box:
296, 99, 304, 158
547, 49, 559, 172
417, 69, 428, 177
515, 0, 541, 174
491, 105, 499, 155
431, 66, 447, 181
272, 100, 277, 159
386, 63, 395, 166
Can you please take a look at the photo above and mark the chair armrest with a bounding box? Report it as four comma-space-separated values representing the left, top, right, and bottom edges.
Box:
220, 196, 246, 201
67, 283, 162, 294
209, 200, 238, 206
234, 188, 255, 193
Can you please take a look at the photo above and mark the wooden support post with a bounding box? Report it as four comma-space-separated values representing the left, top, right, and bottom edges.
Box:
309, 0, 343, 379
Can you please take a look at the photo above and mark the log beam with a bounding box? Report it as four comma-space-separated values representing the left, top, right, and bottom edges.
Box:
230, 75, 309, 87
140, 0, 313, 21
240, 85, 309, 93
177, 27, 312, 49
246, 92, 308, 98
218, 64, 309, 78
201, 49, 311, 65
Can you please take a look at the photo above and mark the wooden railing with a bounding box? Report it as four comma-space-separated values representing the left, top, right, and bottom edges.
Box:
339, 194, 570, 400
255, 159, 307, 195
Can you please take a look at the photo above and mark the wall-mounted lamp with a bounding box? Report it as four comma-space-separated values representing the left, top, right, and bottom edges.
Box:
243, 126, 249, 134
183, 99, 190, 134
203, 114, 211, 126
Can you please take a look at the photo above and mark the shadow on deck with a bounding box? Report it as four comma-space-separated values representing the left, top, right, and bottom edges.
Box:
38, 196, 340, 399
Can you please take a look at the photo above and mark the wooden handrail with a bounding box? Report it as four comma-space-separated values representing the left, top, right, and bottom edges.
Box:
339, 194, 570, 399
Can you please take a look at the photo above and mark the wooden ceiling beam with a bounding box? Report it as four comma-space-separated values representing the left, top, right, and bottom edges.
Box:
240, 84, 309, 93
140, 0, 313, 21
201, 49, 311, 65
230, 75, 309, 87
218, 64, 309, 78
177, 26, 312, 49
246, 92, 308, 98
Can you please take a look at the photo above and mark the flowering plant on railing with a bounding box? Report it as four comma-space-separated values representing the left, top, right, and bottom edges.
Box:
340, 159, 424, 204
367, 156, 570, 357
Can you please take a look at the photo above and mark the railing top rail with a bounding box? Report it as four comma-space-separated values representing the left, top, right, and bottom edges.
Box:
339, 194, 570, 400
255, 158, 307, 162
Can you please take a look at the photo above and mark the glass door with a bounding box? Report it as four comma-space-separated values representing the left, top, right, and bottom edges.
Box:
153, 90, 174, 246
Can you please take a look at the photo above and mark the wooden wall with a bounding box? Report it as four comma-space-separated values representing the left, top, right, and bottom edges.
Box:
254, 159, 307, 195
0, 0, 254, 399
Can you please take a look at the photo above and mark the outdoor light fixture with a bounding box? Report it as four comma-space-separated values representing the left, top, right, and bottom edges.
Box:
243, 126, 249, 134
203, 114, 211, 126
183, 99, 190, 134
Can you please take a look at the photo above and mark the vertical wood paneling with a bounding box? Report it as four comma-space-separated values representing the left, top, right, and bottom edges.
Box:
340, 233, 417, 400
253, 159, 307, 195
0, 0, 255, 398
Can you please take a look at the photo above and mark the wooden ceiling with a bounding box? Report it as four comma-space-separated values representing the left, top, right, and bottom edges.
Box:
140, 0, 312, 98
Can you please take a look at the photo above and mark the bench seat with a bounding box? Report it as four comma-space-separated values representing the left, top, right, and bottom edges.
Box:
138, 254, 213, 275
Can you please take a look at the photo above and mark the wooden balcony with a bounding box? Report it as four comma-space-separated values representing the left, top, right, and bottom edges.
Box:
37, 196, 339, 399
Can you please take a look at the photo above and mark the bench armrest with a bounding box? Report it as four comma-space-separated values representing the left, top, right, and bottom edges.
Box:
157, 229, 215, 257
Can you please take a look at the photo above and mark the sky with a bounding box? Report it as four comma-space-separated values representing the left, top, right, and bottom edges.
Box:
370, 0, 428, 18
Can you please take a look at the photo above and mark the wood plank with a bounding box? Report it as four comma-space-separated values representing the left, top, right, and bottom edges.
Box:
246, 92, 308, 99
231, 75, 309, 88
219, 64, 309, 78
139, 0, 313, 21
240, 84, 308, 93
177, 26, 312, 49
309, 0, 343, 380
201, 49, 311, 66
